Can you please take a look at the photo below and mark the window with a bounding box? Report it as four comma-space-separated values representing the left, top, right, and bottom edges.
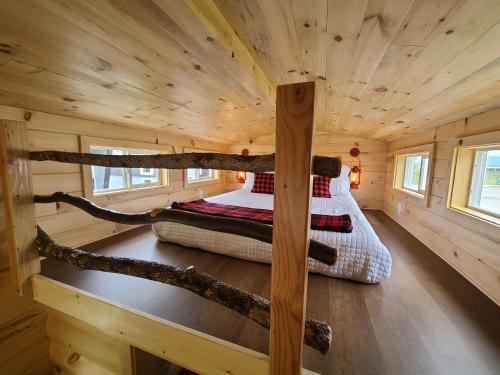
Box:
186, 168, 215, 183
184, 147, 219, 185
90, 146, 162, 194
393, 143, 434, 206
80, 136, 170, 199
468, 148, 500, 216
402, 153, 429, 194
448, 131, 500, 226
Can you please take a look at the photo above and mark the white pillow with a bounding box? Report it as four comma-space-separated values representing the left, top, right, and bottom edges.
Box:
330, 165, 351, 196
242, 172, 254, 191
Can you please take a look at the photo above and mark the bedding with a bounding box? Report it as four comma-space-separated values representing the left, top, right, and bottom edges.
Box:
153, 190, 392, 283
312, 176, 331, 197
171, 199, 352, 232
251, 172, 274, 194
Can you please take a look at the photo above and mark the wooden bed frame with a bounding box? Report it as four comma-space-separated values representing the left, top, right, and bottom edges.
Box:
0, 82, 333, 374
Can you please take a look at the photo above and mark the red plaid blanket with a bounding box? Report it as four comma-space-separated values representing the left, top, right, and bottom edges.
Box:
171, 199, 352, 233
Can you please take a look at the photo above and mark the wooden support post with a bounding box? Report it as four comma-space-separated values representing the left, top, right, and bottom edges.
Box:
0, 120, 39, 296
270, 82, 315, 374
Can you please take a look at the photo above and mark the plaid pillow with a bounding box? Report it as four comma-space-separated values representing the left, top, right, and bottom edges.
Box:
251, 172, 274, 194
313, 176, 331, 198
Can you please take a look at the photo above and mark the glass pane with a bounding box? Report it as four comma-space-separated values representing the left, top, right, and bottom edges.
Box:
198, 169, 213, 179
419, 157, 429, 192
131, 168, 159, 185
403, 155, 422, 191
128, 149, 160, 186
187, 168, 214, 182
469, 149, 500, 216
90, 147, 127, 192
187, 169, 198, 182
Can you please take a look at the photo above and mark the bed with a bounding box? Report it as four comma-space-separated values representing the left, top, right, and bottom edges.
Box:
153, 171, 392, 283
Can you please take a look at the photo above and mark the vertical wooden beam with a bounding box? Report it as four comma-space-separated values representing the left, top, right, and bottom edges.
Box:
270, 82, 315, 374
0, 120, 39, 296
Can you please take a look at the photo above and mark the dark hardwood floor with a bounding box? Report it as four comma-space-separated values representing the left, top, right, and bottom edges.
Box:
41, 211, 500, 374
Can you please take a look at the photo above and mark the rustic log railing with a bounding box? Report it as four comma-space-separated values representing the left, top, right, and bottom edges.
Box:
23, 81, 333, 372
29, 151, 341, 177
34, 192, 338, 266
36, 226, 331, 354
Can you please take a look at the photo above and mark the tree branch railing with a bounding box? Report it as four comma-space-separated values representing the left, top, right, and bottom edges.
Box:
34, 192, 339, 266
36, 226, 331, 354
29, 151, 342, 177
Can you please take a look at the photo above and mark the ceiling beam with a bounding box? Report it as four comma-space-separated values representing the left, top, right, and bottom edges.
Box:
186, 0, 276, 104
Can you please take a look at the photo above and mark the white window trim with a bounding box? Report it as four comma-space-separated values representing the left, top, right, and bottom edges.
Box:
80, 136, 172, 201
445, 130, 500, 228
183, 147, 220, 187
392, 143, 435, 207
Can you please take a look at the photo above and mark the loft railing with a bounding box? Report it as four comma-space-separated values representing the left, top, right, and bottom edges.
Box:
1, 81, 335, 374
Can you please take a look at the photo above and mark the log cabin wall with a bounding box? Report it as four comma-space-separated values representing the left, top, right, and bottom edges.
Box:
384, 108, 500, 305
225, 134, 388, 209
0, 146, 51, 374
0, 105, 228, 248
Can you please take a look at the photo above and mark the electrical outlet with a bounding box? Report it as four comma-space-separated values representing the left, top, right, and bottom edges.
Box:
397, 201, 402, 215
197, 189, 204, 199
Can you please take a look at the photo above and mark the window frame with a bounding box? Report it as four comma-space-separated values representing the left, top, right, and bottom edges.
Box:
81, 136, 171, 200
401, 153, 429, 195
447, 131, 500, 227
392, 143, 435, 207
183, 147, 220, 187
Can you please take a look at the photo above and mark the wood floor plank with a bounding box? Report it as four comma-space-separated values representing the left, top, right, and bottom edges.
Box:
41, 211, 500, 374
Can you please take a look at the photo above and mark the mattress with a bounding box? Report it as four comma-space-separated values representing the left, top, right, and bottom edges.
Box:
152, 190, 392, 283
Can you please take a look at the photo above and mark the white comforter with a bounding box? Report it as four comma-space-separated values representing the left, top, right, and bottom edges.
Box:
152, 190, 392, 283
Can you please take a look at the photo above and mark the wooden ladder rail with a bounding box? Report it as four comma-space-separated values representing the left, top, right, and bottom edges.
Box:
270, 81, 316, 374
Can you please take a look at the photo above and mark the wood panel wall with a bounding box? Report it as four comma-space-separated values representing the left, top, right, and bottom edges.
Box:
384, 108, 500, 305
226, 133, 388, 209
0, 139, 51, 374
0, 105, 228, 247
46, 309, 132, 375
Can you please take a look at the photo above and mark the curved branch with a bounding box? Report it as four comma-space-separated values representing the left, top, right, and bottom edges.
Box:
29, 151, 342, 178
34, 192, 338, 266
36, 226, 331, 354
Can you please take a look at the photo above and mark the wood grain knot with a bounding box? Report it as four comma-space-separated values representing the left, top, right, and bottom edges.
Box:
67, 353, 80, 363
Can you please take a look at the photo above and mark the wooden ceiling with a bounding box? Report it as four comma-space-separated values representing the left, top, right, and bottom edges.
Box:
0, 0, 499, 144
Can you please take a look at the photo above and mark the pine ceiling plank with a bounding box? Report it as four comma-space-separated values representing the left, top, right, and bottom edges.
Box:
0, 0, 275, 143
385, 21, 500, 122
186, 0, 276, 104
340, 44, 424, 134
215, 0, 306, 85
325, 0, 368, 121
359, 19, 500, 139
150, 0, 265, 103
372, 0, 500, 121
331, 0, 415, 133
373, 58, 500, 139
393, 0, 467, 46
36, 0, 256, 115
347, 0, 466, 135
291, 0, 328, 131
256, 0, 307, 84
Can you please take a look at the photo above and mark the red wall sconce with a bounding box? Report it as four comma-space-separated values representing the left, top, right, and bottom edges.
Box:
349, 147, 361, 189
236, 148, 249, 183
